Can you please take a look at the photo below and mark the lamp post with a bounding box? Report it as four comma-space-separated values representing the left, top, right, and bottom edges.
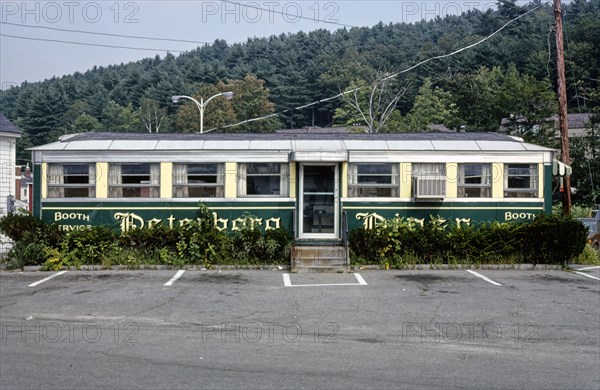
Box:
171, 92, 234, 134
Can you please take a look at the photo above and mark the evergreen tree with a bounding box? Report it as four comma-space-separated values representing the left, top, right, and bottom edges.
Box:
23, 84, 67, 145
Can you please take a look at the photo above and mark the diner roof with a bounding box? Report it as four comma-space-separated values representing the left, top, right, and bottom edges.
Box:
30, 131, 553, 153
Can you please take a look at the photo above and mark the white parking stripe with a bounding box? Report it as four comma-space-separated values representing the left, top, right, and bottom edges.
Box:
287, 282, 367, 287
282, 273, 292, 287
164, 270, 185, 286
354, 273, 368, 285
577, 266, 600, 271
466, 270, 502, 286
28, 271, 68, 287
283, 273, 367, 287
573, 271, 600, 281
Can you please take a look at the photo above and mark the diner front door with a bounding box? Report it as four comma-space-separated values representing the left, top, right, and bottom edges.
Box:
298, 164, 339, 239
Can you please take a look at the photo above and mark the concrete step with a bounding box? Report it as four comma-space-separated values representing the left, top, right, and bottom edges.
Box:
291, 245, 349, 272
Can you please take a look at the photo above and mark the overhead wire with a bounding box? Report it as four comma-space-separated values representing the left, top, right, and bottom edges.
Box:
0, 2, 451, 60
0, 33, 186, 53
0, 0, 358, 54
0, 21, 211, 45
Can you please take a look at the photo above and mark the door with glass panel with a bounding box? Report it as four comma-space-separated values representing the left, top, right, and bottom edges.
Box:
299, 164, 338, 239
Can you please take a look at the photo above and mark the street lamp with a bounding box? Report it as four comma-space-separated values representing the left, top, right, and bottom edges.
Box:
171, 92, 234, 134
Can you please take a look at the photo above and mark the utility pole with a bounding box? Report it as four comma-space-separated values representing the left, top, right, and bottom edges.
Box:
554, 0, 571, 215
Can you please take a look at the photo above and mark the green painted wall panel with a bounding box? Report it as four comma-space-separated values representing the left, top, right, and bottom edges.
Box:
41, 199, 546, 236
41, 201, 295, 233
343, 201, 545, 230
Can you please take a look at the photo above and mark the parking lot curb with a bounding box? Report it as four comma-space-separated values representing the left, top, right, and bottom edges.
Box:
11, 263, 595, 272
13, 264, 290, 272
354, 264, 566, 271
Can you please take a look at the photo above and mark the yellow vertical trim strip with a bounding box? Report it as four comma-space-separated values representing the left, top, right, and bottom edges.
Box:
446, 162, 458, 198
289, 162, 296, 199
400, 163, 412, 198
537, 163, 544, 199
225, 162, 237, 198
160, 162, 173, 198
41, 163, 48, 199
492, 163, 504, 198
96, 162, 108, 198
341, 162, 348, 198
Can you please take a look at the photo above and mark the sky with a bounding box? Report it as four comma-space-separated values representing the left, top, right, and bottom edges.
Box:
0, 0, 531, 88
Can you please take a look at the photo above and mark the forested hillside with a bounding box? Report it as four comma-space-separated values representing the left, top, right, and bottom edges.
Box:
1, 1, 599, 198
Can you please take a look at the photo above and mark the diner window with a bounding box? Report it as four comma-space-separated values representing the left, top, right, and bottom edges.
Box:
173, 163, 224, 198
504, 164, 538, 198
47, 164, 96, 198
348, 163, 399, 197
109, 163, 159, 198
458, 163, 492, 198
237, 163, 289, 196
412, 163, 446, 198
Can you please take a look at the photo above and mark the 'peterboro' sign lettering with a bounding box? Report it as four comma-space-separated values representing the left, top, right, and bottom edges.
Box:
52, 210, 282, 233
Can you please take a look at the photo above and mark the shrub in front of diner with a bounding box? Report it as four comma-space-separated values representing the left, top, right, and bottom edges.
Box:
0, 213, 64, 269
349, 214, 593, 268
0, 212, 595, 270
0, 210, 292, 270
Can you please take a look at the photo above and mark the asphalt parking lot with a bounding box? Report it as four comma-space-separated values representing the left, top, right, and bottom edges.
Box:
1, 267, 599, 389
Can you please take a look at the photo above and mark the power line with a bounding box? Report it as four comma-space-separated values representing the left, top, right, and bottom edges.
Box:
380, 3, 547, 81
0, 20, 436, 59
206, 3, 548, 133
0, 21, 210, 45
0, 33, 186, 53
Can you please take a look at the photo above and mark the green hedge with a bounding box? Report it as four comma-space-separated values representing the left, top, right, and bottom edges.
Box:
0, 213, 64, 245
349, 214, 589, 267
0, 214, 65, 269
0, 209, 292, 270
1, 212, 591, 270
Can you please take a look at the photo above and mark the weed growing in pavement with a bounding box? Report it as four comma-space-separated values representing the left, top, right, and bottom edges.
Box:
576, 244, 600, 265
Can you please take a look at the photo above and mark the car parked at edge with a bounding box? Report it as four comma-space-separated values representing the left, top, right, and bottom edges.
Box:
578, 218, 600, 250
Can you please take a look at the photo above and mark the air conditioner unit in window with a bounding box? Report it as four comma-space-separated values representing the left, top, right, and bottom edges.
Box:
413, 177, 446, 199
